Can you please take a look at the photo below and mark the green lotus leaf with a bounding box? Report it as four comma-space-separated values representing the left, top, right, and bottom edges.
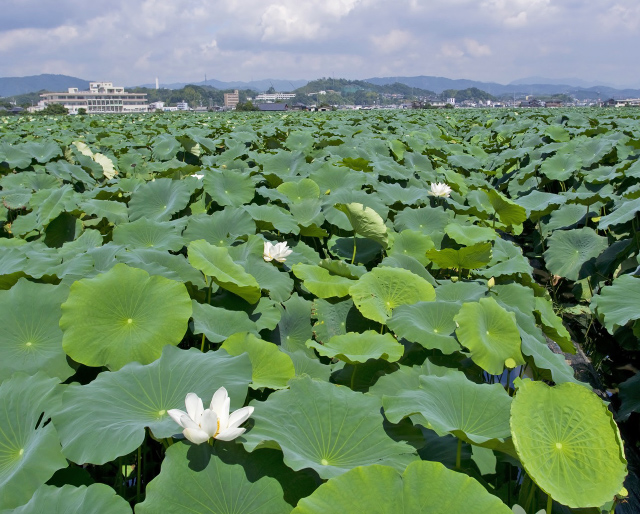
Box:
3, 484, 132, 514
544, 125, 571, 142
286, 349, 332, 381
151, 134, 181, 160
127, 178, 194, 221
598, 197, 640, 230
335, 202, 388, 249
244, 204, 300, 235
116, 248, 206, 288
271, 293, 314, 355
510, 378, 627, 508
543, 227, 608, 281
23, 141, 62, 163
617, 373, 640, 421
454, 297, 525, 375
574, 137, 614, 167
388, 301, 462, 354
490, 283, 535, 316
292, 264, 354, 298
204, 168, 255, 207
426, 242, 492, 271
243, 376, 416, 479
539, 153, 581, 181
0, 372, 68, 511
533, 296, 575, 353
284, 130, 315, 152
277, 178, 320, 203
483, 188, 527, 227
317, 258, 367, 279
307, 330, 404, 364
53, 346, 252, 464
0, 278, 73, 382
222, 332, 296, 389
475, 237, 533, 278
590, 274, 640, 333
311, 297, 376, 343
444, 223, 497, 246
383, 370, 512, 444
80, 199, 128, 224
0, 142, 32, 168
60, 263, 192, 370
327, 236, 384, 264
380, 254, 437, 284
111, 217, 186, 251
2, 187, 31, 209
514, 191, 566, 221
138, 442, 291, 514
183, 208, 256, 246
290, 199, 325, 230
31, 185, 79, 228
191, 301, 258, 343
435, 280, 487, 302
376, 183, 425, 206
349, 267, 436, 324
369, 360, 454, 403
188, 239, 261, 304
291, 460, 511, 514
387, 230, 434, 265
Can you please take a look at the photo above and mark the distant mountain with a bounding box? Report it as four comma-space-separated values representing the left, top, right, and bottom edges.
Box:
364, 75, 640, 99
509, 76, 622, 89
136, 78, 309, 92
0, 74, 90, 97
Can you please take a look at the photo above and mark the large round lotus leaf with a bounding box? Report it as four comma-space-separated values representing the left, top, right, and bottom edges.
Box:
543, 227, 608, 281
151, 134, 181, 160
183, 208, 256, 246
138, 442, 291, 514
221, 332, 295, 389
53, 346, 252, 464
60, 263, 192, 370
426, 242, 492, 271
539, 153, 581, 181
115, 248, 207, 288
291, 460, 512, 514
191, 301, 258, 343
510, 378, 627, 508
244, 204, 300, 235
444, 223, 496, 246
349, 267, 436, 324
277, 178, 320, 203
311, 297, 377, 343
454, 297, 524, 375
387, 230, 434, 265
243, 376, 416, 479
306, 330, 404, 364
383, 370, 512, 443
80, 198, 128, 224
204, 168, 255, 207
0, 372, 68, 511
514, 191, 566, 221
435, 280, 487, 303
292, 264, 354, 298
271, 294, 314, 355
127, 178, 193, 221
3, 484, 132, 514
188, 239, 261, 304
591, 274, 640, 334
388, 301, 462, 355
111, 218, 186, 251
335, 202, 389, 248
0, 278, 73, 382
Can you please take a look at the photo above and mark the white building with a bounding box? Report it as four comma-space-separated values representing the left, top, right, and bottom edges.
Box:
254, 92, 296, 102
40, 82, 148, 114
446, 97, 456, 105
149, 101, 165, 110
176, 101, 189, 110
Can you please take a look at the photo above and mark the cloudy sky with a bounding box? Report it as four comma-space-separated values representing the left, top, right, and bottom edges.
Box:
1, 0, 639, 87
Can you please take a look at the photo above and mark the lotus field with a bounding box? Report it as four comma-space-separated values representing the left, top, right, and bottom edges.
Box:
1, 108, 639, 513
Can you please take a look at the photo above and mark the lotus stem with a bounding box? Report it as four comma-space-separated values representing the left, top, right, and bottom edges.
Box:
455, 438, 462, 469
350, 364, 358, 390
351, 236, 357, 264
546, 494, 553, 514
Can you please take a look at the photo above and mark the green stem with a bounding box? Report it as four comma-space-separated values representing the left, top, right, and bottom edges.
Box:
136, 445, 142, 501
546, 494, 553, 514
351, 236, 357, 264
505, 368, 511, 395
350, 364, 358, 390
538, 219, 545, 253
455, 438, 462, 470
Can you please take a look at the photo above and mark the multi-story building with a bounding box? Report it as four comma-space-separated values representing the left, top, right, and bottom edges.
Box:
224, 90, 240, 108
39, 82, 148, 114
254, 92, 296, 102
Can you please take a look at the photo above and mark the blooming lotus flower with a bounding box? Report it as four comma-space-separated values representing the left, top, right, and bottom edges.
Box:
428, 182, 452, 198
168, 388, 254, 444
263, 241, 293, 263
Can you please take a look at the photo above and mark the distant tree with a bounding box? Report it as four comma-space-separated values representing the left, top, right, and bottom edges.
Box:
41, 104, 68, 115
266, 86, 276, 94
77, 108, 87, 115
235, 101, 259, 111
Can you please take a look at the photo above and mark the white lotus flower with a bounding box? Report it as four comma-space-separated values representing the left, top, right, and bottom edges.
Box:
191, 173, 204, 180
428, 182, 452, 198
168, 388, 254, 444
263, 241, 293, 263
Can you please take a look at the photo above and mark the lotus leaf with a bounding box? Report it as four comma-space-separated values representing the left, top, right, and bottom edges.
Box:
543, 227, 608, 281
292, 264, 354, 298
60, 263, 192, 370
590, 274, 640, 333
335, 202, 389, 248
127, 178, 193, 221
426, 242, 492, 271
306, 330, 404, 364
204, 168, 255, 207
349, 267, 436, 324
511, 378, 627, 508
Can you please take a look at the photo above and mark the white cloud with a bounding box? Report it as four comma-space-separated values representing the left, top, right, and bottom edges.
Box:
464, 38, 491, 57
371, 30, 412, 54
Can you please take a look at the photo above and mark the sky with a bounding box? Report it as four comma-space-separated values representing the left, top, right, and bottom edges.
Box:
1, 0, 639, 88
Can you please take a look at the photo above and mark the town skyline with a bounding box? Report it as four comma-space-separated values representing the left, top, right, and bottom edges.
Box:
1, 0, 639, 89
